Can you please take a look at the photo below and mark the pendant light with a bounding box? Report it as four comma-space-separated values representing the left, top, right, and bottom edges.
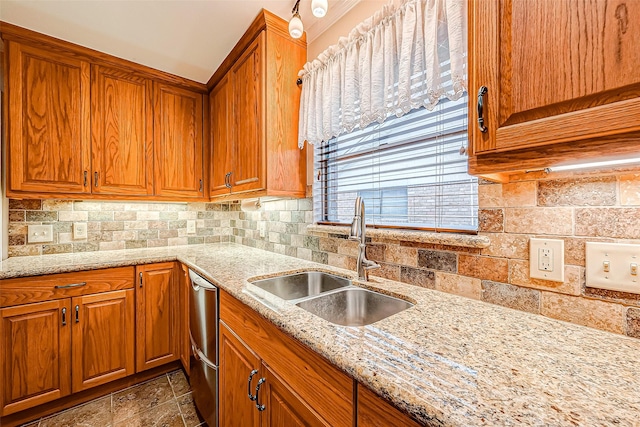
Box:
311, 0, 328, 17
289, 0, 304, 39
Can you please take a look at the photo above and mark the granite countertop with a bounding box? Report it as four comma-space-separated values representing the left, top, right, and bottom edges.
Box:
1, 243, 639, 426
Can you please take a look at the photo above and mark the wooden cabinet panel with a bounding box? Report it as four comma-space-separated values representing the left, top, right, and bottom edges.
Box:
71, 290, 135, 392
0, 300, 71, 416
154, 83, 205, 199
261, 364, 328, 427
91, 65, 154, 196
7, 41, 91, 195
136, 263, 179, 372
219, 322, 261, 427
0, 267, 135, 308
220, 291, 353, 427
469, 0, 640, 174
210, 75, 233, 197
356, 384, 420, 427
230, 32, 265, 194
178, 264, 191, 376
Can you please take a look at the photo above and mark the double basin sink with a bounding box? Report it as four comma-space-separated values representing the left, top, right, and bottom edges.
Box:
249, 271, 413, 326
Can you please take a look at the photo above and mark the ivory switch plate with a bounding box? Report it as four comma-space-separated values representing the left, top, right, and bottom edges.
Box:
530, 238, 564, 282
73, 222, 88, 239
28, 225, 53, 243
586, 242, 640, 294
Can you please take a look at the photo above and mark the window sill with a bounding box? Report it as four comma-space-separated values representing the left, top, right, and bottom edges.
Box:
307, 225, 490, 249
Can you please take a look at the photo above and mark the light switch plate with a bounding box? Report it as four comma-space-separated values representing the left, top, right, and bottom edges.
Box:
586, 242, 640, 294
187, 220, 196, 234
530, 238, 564, 282
73, 222, 88, 239
28, 225, 53, 243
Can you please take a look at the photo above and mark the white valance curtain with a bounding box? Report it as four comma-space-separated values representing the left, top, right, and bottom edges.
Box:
297, 0, 467, 148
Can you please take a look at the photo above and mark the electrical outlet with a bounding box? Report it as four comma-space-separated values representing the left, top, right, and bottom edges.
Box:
259, 221, 266, 238
187, 220, 196, 234
530, 238, 564, 282
28, 225, 53, 243
73, 222, 88, 239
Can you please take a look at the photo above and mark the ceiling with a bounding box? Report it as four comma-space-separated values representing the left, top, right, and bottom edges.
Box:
0, 0, 359, 84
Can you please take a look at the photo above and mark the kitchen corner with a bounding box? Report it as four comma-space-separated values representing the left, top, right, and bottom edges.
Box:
2, 243, 639, 426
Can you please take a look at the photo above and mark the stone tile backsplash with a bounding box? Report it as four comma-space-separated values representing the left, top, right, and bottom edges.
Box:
6, 170, 640, 340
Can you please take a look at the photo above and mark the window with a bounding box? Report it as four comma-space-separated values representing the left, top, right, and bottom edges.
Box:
313, 94, 478, 232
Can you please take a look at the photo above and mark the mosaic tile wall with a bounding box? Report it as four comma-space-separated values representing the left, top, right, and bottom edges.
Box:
7, 171, 640, 339
7, 200, 235, 257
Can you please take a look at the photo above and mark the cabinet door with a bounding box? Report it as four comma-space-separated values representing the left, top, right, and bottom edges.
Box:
136, 263, 179, 372
7, 41, 91, 195
470, 0, 640, 156
0, 300, 71, 416
91, 65, 154, 196
260, 364, 328, 427
230, 32, 266, 194
357, 384, 421, 427
154, 83, 205, 198
178, 264, 191, 376
71, 290, 135, 392
219, 322, 261, 427
210, 75, 233, 197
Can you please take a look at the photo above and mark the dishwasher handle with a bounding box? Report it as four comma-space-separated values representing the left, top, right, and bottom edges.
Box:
189, 270, 217, 291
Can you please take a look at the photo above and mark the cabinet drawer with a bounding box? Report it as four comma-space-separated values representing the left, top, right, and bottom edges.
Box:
0, 267, 135, 307
221, 291, 353, 427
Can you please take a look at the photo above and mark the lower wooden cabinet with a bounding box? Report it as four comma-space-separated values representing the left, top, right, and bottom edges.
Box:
357, 384, 421, 427
71, 290, 135, 392
0, 300, 71, 416
219, 290, 353, 427
136, 263, 180, 372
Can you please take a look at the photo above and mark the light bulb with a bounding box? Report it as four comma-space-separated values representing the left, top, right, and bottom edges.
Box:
289, 12, 304, 38
311, 0, 328, 18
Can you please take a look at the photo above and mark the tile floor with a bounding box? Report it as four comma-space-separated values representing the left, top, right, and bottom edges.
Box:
22, 370, 207, 427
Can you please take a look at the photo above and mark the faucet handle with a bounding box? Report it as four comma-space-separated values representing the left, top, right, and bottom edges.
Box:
363, 259, 380, 270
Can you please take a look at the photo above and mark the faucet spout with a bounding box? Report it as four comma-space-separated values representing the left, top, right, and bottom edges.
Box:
349, 196, 380, 281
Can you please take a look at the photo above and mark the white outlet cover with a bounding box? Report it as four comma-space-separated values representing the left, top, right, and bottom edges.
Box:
530, 238, 564, 282
187, 220, 196, 234
28, 225, 53, 243
586, 242, 640, 294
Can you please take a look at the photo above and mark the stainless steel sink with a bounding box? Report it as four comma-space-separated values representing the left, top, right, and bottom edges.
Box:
296, 288, 413, 326
250, 271, 351, 301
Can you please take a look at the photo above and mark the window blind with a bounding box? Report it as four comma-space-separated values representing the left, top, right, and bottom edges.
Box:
313, 94, 478, 232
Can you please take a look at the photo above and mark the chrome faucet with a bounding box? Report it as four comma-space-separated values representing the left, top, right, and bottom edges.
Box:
348, 196, 380, 281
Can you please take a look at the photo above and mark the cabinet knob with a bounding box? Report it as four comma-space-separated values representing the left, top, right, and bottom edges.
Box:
477, 86, 488, 133
255, 377, 266, 411
247, 369, 259, 401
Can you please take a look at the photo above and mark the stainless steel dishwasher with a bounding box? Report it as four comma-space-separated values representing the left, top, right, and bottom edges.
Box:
188, 269, 218, 427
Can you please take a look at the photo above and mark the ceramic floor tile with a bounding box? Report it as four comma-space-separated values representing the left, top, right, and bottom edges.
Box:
168, 370, 191, 397
113, 400, 185, 427
39, 396, 112, 427
112, 376, 174, 423
177, 393, 205, 427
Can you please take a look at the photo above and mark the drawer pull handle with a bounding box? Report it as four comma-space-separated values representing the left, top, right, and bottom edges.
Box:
55, 282, 87, 289
477, 86, 488, 133
83, 171, 88, 187
255, 377, 266, 411
139, 272, 143, 288
94, 171, 99, 187
61, 307, 67, 326
247, 369, 259, 401
75, 305, 80, 323
199, 179, 204, 192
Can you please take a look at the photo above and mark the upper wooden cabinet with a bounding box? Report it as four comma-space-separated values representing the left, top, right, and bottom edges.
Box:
7, 41, 91, 195
2, 23, 207, 200
468, 0, 640, 178
91, 65, 154, 196
154, 83, 205, 199
208, 10, 307, 200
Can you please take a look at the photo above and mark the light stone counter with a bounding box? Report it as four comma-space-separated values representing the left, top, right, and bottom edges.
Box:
1, 243, 639, 426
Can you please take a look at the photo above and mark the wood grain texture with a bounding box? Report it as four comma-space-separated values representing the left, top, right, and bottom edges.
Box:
219, 322, 261, 427
154, 83, 205, 199
0, 300, 71, 416
468, 0, 640, 165
262, 364, 329, 427
71, 289, 135, 392
91, 65, 154, 196
230, 32, 266, 194
7, 41, 91, 195
210, 75, 233, 197
356, 384, 421, 427
178, 264, 190, 376
0, 267, 135, 307
1, 21, 207, 93
135, 263, 179, 372
220, 291, 353, 427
